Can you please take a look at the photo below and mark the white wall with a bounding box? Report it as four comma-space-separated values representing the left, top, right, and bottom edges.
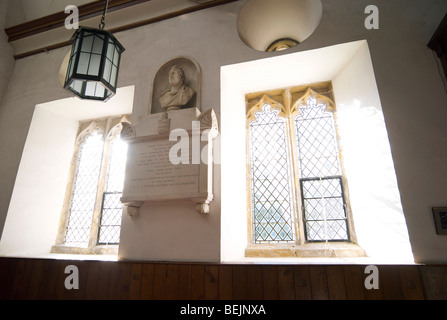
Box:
0, 86, 134, 257
0, 106, 78, 257
1, 1, 447, 263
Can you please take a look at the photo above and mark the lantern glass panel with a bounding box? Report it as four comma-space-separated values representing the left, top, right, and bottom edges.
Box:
85, 82, 96, 96
70, 80, 83, 94
87, 54, 101, 76
104, 59, 112, 83
81, 33, 94, 52
95, 84, 106, 97
92, 35, 104, 54
67, 53, 76, 79
77, 52, 90, 75
72, 37, 80, 54
107, 42, 114, 60
113, 47, 119, 65
110, 66, 117, 87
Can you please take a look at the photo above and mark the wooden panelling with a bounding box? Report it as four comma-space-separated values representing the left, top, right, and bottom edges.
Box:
1, 257, 446, 300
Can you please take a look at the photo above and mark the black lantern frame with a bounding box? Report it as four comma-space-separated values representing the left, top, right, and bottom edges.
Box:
64, 27, 125, 101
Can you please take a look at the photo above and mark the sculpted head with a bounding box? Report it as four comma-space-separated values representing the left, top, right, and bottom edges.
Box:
168, 65, 185, 87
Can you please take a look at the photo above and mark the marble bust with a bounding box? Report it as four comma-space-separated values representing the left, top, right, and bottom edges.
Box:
159, 65, 195, 111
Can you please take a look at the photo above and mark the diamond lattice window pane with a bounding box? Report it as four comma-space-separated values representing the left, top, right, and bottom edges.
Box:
295, 98, 341, 178
295, 97, 349, 242
249, 104, 295, 243
305, 219, 348, 242
98, 192, 123, 244
65, 132, 104, 246
300, 176, 349, 241
98, 135, 128, 244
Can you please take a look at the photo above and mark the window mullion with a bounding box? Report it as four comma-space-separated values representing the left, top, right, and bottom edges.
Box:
88, 119, 113, 248
286, 112, 303, 245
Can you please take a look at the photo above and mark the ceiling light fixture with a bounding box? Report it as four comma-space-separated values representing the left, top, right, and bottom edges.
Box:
64, 0, 125, 101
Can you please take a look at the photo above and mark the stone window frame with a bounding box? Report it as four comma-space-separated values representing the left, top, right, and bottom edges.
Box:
51, 114, 130, 255
245, 82, 365, 258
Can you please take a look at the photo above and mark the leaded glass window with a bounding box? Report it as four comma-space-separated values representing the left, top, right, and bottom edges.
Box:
98, 135, 128, 244
65, 131, 104, 246
246, 85, 351, 246
295, 97, 349, 242
59, 116, 130, 250
249, 104, 295, 243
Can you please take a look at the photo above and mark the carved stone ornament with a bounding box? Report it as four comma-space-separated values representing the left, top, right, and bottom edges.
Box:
120, 122, 136, 139
157, 112, 171, 134
76, 121, 103, 145
197, 108, 219, 138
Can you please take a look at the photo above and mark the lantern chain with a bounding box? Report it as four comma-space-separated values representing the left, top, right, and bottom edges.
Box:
99, 0, 109, 29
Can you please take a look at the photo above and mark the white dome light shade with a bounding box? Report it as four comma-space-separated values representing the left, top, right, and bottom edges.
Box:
237, 0, 323, 52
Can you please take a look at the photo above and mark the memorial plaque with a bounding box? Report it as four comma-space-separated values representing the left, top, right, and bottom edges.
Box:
124, 138, 199, 198
120, 108, 218, 215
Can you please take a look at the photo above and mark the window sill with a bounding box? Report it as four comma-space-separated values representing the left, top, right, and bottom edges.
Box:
50, 244, 118, 256
245, 242, 366, 258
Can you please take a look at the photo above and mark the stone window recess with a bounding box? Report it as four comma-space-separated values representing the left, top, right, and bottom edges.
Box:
51, 115, 130, 255
245, 83, 365, 257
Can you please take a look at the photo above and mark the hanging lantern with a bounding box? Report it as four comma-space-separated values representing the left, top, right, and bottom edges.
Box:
64, 0, 125, 101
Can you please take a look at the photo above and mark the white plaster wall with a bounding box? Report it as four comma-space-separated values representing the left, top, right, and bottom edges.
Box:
0, 106, 78, 257
0, 1, 446, 263
332, 43, 414, 262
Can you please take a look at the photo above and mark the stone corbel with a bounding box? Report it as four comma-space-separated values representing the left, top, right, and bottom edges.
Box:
191, 193, 214, 214
122, 201, 142, 217
197, 108, 219, 138
121, 122, 136, 139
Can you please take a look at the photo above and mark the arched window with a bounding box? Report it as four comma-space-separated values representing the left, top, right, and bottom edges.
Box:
246, 83, 352, 249
53, 115, 130, 254
65, 127, 104, 245
249, 104, 295, 243
294, 95, 349, 242
97, 122, 128, 245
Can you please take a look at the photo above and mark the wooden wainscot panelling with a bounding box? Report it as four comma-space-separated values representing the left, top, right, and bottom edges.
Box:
2, 257, 446, 300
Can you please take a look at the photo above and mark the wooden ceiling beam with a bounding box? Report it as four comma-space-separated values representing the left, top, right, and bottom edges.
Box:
5, 0, 153, 42
8, 0, 240, 60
